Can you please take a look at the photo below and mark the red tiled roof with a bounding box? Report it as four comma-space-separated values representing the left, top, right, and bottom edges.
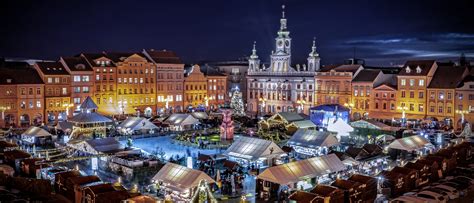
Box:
144, 49, 183, 64
62, 57, 93, 72
398, 60, 436, 76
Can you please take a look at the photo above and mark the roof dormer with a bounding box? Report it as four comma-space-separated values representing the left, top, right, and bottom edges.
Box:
405, 66, 411, 73
416, 65, 422, 73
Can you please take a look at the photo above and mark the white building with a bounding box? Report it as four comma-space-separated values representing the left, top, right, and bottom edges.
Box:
247, 5, 320, 114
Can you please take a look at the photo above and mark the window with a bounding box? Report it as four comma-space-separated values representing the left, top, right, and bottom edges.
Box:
418, 91, 424, 99
73, 75, 81, 82
410, 91, 414, 98
375, 102, 379, 109
401, 91, 406, 98
418, 104, 424, 112
354, 86, 358, 96
140, 78, 143, 84
409, 79, 414, 86
62, 88, 67, 95
82, 76, 89, 82
55, 77, 60, 83
74, 98, 81, 104
438, 105, 443, 113
391, 103, 395, 110
430, 91, 435, 99
430, 105, 435, 113
47, 78, 53, 83
20, 101, 26, 109
383, 103, 386, 110
36, 100, 41, 108
409, 103, 414, 111
36, 88, 41, 95
83, 87, 89, 93
447, 106, 452, 113
21, 88, 26, 95
74, 87, 81, 93
96, 75, 100, 81
167, 95, 173, 102
419, 79, 425, 86
28, 88, 33, 95
459, 93, 464, 100
118, 78, 121, 83
439, 92, 444, 100
401, 79, 406, 86
176, 95, 182, 102
469, 94, 474, 100
29, 101, 33, 109
447, 92, 452, 100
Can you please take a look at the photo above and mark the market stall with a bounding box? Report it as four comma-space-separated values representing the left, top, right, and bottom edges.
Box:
435, 147, 458, 173
0, 140, 18, 152
223, 136, 286, 168
257, 154, 345, 198
452, 141, 472, 162
117, 117, 159, 135
21, 126, 52, 145
288, 191, 324, 203
387, 135, 433, 159
164, 113, 200, 131
391, 166, 418, 192
310, 185, 344, 203
424, 155, 448, 177
152, 162, 215, 202
287, 129, 339, 157
0, 164, 14, 176
404, 162, 430, 187
310, 104, 350, 127
285, 120, 317, 135
379, 170, 405, 198
327, 118, 354, 138
69, 97, 112, 140
415, 159, 440, 181
347, 174, 377, 202
330, 179, 363, 203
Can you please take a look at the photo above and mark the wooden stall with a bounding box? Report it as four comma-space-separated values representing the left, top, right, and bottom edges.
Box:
404, 162, 430, 187
310, 185, 345, 203
380, 170, 405, 198
330, 179, 363, 203
391, 166, 418, 191
347, 174, 377, 202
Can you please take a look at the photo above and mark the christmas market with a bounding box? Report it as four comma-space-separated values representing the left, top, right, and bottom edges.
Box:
287, 129, 339, 157
223, 136, 286, 167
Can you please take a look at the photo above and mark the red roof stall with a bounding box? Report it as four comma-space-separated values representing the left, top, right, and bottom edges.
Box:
310, 185, 345, 203
347, 174, 377, 202
330, 179, 364, 203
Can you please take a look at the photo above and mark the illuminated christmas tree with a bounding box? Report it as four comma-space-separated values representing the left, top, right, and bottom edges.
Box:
230, 89, 245, 116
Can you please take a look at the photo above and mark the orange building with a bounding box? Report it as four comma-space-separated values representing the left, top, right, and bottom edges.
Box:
370, 74, 398, 120
184, 65, 208, 110
455, 75, 474, 129
315, 64, 363, 106
396, 60, 438, 120
201, 65, 228, 110
61, 57, 94, 114
0, 61, 44, 127
107, 52, 156, 116
143, 49, 185, 113
81, 53, 118, 115
427, 65, 468, 126
350, 69, 382, 119
34, 61, 71, 124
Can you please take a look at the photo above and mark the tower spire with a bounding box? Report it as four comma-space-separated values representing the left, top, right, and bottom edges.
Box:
309, 37, 319, 57
280, 5, 287, 31
250, 41, 258, 59
282, 5, 285, 19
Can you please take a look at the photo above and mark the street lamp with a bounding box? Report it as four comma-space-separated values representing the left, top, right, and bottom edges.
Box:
0, 106, 11, 120
296, 99, 306, 113
397, 106, 408, 126
62, 103, 73, 119
456, 109, 469, 130
258, 97, 266, 116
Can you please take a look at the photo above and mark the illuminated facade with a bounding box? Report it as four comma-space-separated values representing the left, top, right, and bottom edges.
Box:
81, 53, 118, 115
34, 62, 71, 124
247, 6, 318, 114
107, 52, 156, 116
202, 65, 227, 109
315, 65, 362, 107
370, 82, 398, 120
427, 65, 468, 126
455, 75, 474, 128
350, 69, 382, 120
1, 61, 44, 127
396, 60, 438, 120
61, 57, 94, 114
143, 49, 185, 113
184, 65, 208, 110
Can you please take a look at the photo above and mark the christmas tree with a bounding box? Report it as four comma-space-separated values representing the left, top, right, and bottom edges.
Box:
230, 89, 245, 116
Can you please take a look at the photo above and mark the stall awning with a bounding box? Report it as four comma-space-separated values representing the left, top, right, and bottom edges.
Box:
327, 118, 354, 136
152, 163, 215, 192
350, 119, 400, 131
258, 153, 345, 185
288, 129, 339, 149
387, 135, 432, 151
223, 136, 285, 161
164, 114, 200, 126
68, 137, 124, 154
289, 120, 317, 129
21, 126, 52, 137
191, 112, 208, 120
117, 117, 158, 131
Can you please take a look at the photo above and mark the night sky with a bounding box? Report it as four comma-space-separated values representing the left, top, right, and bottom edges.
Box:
1, 0, 473, 66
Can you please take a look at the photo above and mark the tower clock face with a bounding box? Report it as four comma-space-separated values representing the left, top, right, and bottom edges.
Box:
278, 40, 284, 47
285, 40, 290, 47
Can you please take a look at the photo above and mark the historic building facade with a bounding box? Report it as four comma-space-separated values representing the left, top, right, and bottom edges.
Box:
184, 65, 208, 110
247, 7, 319, 114
201, 65, 228, 109
143, 49, 185, 113
34, 61, 71, 124
1, 61, 44, 127
61, 57, 94, 114
107, 52, 157, 116
315, 65, 362, 108
81, 53, 118, 115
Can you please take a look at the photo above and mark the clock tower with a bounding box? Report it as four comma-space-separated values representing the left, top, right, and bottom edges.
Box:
270, 5, 292, 72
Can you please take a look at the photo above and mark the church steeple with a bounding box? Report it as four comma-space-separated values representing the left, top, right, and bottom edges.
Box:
248, 41, 260, 72
307, 37, 320, 72
280, 5, 287, 31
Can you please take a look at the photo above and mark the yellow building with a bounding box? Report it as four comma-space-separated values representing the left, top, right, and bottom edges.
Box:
426, 65, 468, 126
184, 65, 208, 110
396, 60, 438, 120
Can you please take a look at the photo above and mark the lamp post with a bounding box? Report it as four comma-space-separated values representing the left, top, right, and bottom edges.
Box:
164, 98, 169, 113
62, 103, 73, 120
258, 97, 266, 116
397, 106, 408, 126
0, 106, 11, 120
296, 99, 306, 113
456, 109, 469, 130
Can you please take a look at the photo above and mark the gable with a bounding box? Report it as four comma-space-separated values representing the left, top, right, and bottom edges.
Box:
123, 54, 147, 62
373, 84, 396, 91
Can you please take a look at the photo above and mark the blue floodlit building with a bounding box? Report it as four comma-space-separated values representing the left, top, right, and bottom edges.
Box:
310, 104, 350, 127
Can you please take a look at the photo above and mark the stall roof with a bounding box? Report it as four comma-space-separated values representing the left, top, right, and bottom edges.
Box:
164, 113, 200, 126
350, 119, 400, 131
258, 153, 345, 185
288, 191, 322, 203
289, 120, 317, 129
327, 118, 354, 136
269, 112, 306, 123
288, 129, 339, 148
152, 163, 215, 192
191, 112, 208, 120
68, 137, 124, 154
387, 135, 432, 151
118, 117, 158, 131
126, 195, 157, 203
310, 185, 344, 197
69, 112, 112, 124
56, 121, 73, 131
21, 126, 52, 137
223, 136, 285, 161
